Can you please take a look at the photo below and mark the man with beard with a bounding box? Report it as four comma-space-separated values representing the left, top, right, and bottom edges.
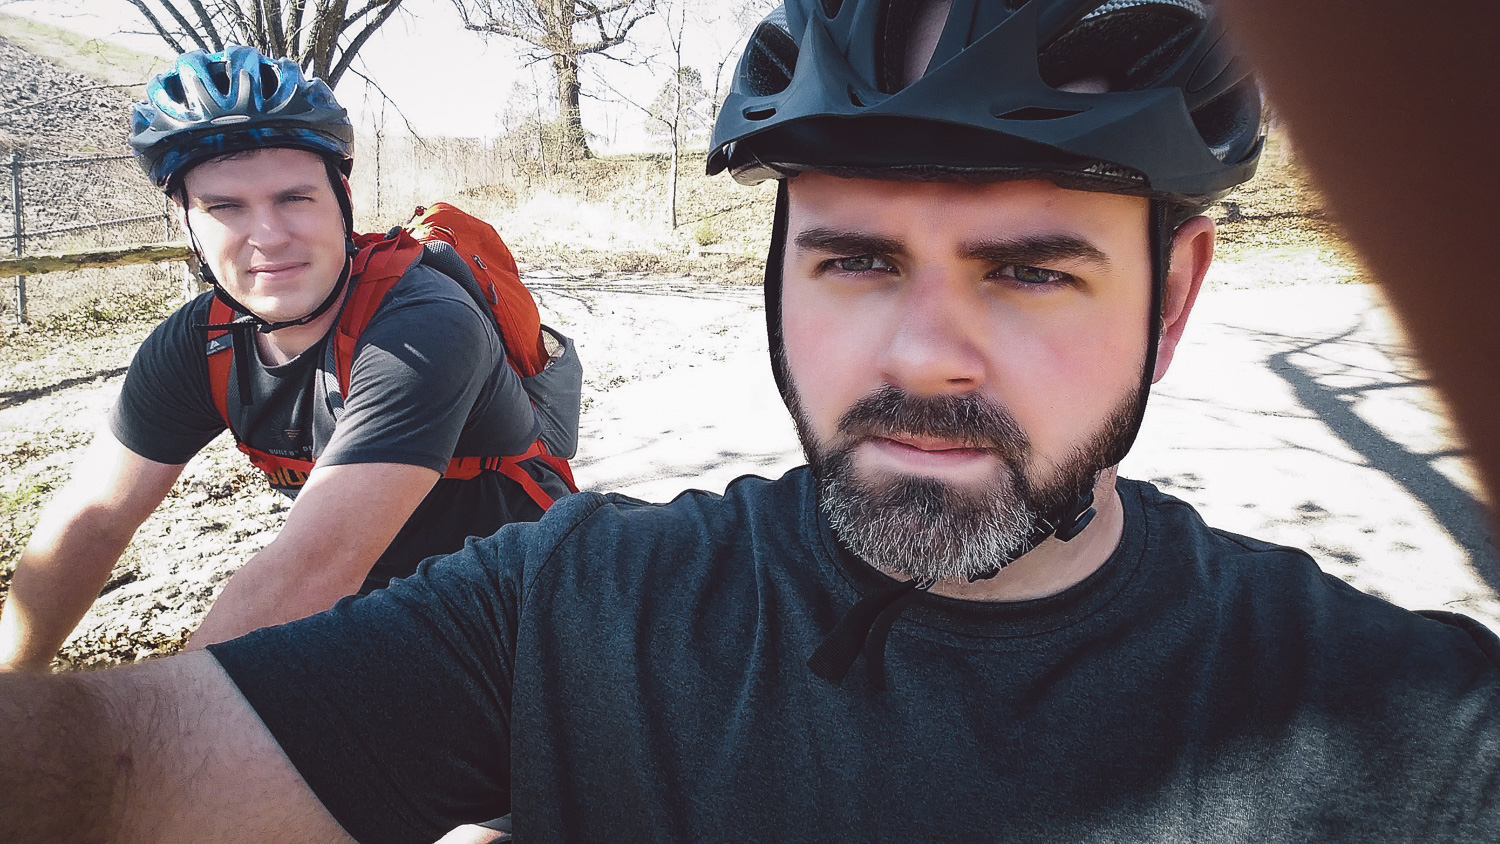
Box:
4, 1, 1500, 842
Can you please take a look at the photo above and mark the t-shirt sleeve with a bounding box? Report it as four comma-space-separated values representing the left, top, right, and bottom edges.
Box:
315, 265, 539, 472
206, 522, 534, 843
108, 295, 225, 465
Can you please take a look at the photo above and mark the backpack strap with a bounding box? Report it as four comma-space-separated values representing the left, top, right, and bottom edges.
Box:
204, 297, 236, 428
331, 231, 427, 398
444, 443, 579, 510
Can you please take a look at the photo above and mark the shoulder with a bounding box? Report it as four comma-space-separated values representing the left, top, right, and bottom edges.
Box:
139, 291, 217, 352
353, 262, 498, 350
483, 467, 815, 593
1123, 477, 1323, 575
375, 261, 486, 316
1121, 478, 1500, 672
127, 292, 218, 386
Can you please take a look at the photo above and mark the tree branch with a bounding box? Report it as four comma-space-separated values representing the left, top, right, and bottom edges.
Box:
182, 0, 226, 50
126, 0, 190, 54
345, 64, 426, 144
286, 0, 307, 56
144, 0, 213, 52
262, 0, 286, 55
328, 0, 404, 87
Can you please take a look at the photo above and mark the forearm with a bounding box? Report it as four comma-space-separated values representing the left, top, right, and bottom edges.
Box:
0, 510, 136, 671
189, 462, 437, 648
1221, 0, 1500, 508
0, 669, 120, 841
188, 539, 373, 648
0, 652, 353, 843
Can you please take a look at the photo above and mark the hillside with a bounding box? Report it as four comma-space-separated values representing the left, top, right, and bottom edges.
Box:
0, 16, 154, 157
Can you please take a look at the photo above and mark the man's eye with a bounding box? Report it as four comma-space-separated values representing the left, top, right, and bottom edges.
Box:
1000, 265, 1071, 285
830, 255, 891, 274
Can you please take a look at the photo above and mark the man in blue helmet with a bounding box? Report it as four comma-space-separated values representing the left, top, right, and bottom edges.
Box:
0, 46, 576, 671
2, 3, 1500, 841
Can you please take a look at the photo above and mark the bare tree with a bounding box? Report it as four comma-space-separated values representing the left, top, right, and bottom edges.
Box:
641, 0, 707, 229
125, 0, 405, 88
453, 0, 657, 160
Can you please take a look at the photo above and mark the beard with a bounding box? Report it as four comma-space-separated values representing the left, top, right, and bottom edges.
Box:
788, 381, 1141, 583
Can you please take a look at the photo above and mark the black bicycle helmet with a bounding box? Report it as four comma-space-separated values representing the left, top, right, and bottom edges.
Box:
130, 45, 353, 192
709, 0, 1262, 204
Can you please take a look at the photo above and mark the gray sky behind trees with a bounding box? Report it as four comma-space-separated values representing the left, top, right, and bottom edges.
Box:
9, 0, 769, 151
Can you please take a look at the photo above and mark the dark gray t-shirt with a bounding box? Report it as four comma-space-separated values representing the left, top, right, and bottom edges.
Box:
111, 263, 568, 588
210, 470, 1500, 842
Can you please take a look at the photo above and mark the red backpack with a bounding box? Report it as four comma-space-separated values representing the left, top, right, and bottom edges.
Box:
205, 203, 581, 510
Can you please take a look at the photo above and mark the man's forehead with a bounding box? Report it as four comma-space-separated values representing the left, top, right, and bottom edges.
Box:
785, 172, 1148, 235
182, 147, 330, 195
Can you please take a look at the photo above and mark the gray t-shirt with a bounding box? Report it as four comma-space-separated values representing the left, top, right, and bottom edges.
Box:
111, 263, 567, 588
210, 470, 1500, 842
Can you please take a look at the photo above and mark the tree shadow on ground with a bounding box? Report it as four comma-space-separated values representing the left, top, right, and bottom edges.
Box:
0, 365, 128, 409
1252, 318, 1499, 593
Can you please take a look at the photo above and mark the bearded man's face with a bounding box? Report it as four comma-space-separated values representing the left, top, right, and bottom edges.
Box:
779, 173, 1159, 581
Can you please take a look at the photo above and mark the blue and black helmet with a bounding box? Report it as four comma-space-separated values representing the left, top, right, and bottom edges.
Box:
709, 0, 1264, 206
129, 45, 353, 192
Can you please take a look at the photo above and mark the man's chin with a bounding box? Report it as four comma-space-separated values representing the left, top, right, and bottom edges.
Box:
820, 468, 1041, 582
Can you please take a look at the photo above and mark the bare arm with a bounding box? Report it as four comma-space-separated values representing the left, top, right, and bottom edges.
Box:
188, 461, 440, 647
1220, 0, 1500, 513
0, 650, 351, 842
0, 431, 184, 672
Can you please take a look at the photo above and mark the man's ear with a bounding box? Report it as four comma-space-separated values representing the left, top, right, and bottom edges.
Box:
171, 192, 190, 233
1153, 214, 1215, 383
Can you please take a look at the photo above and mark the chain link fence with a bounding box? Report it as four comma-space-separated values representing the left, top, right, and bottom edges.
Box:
0, 151, 184, 325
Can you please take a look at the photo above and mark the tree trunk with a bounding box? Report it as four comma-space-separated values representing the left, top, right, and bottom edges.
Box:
669, 133, 679, 229
552, 52, 591, 160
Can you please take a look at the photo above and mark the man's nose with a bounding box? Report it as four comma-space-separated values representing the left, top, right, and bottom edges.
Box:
877, 270, 987, 396
246, 205, 293, 249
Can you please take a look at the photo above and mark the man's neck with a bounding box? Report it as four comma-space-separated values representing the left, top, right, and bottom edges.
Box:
253, 302, 343, 366
921, 467, 1126, 603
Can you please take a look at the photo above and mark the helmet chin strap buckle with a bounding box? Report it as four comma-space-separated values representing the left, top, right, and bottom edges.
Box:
963, 488, 1099, 583
1054, 494, 1097, 542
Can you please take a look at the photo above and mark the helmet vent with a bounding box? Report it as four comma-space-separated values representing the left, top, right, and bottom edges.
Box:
744, 20, 799, 97
881, 0, 958, 93
162, 74, 185, 104
995, 106, 1083, 121
208, 63, 232, 97
1039, 3, 1202, 92
259, 64, 280, 98
1189, 79, 1260, 162
849, 87, 867, 107
744, 106, 778, 121
821, 0, 845, 18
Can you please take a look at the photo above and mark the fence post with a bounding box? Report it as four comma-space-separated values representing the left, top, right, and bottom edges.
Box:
10, 150, 25, 325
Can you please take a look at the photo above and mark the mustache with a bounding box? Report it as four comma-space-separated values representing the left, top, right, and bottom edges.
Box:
836, 385, 1030, 456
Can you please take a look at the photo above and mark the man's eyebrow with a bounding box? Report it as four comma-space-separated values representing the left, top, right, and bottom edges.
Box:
963, 234, 1111, 268
192, 184, 322, 205
793, 227, 905, 257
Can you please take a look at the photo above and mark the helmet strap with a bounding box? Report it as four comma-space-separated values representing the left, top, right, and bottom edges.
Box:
765, 181, 793, 403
